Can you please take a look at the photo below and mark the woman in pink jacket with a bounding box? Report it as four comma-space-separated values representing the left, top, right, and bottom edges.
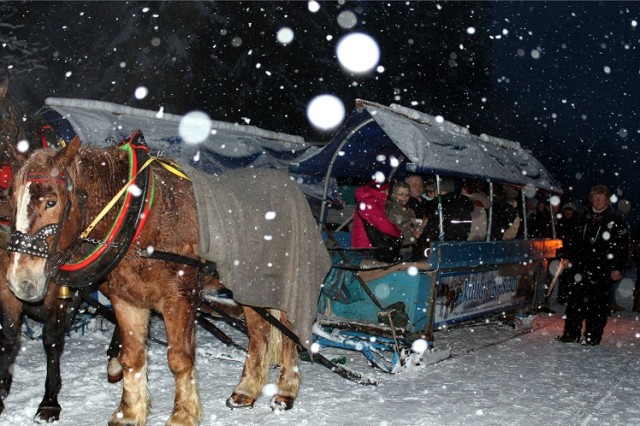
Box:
351, 181, 402, 249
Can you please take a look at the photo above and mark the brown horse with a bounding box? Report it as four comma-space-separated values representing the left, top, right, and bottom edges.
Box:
0, 76, 88, 422
6, 132, 330, 425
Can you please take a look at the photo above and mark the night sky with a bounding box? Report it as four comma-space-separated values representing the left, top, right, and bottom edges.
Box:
489, 2, 639, 216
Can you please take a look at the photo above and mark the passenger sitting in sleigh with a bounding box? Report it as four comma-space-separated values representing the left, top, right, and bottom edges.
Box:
351, 180, 403, 263
411, 177, 474, 259
386, 181, 424, 257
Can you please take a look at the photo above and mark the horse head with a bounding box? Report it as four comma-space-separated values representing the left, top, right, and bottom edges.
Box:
6, 136, 82, 302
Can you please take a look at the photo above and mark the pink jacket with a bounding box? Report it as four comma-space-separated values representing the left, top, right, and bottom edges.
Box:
351, 186, 402, 248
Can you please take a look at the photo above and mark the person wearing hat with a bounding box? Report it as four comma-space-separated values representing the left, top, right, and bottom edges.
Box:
557, 184, 630, 345
555, 201, 582, 304
351, 180, 403, 261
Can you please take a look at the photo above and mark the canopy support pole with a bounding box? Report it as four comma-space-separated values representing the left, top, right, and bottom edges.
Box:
548, 193, 557, 239
522, 190, 528, 239
435, 174, 445, 242
487, 182, 494, 241
318, 118, 375, 227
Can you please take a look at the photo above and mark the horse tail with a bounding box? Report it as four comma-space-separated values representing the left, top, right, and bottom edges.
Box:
267, 309, 284, 366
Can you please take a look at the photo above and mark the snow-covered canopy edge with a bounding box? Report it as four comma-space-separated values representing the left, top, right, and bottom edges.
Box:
375, 99, 523, 152
44, 97, 307, 145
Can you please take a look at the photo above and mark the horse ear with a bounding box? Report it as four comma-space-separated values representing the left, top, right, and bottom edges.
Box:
0, 76, 8, 100
54, 135, 81, 168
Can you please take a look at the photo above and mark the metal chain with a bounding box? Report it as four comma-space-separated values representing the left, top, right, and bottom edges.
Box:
81, 237, 124, 248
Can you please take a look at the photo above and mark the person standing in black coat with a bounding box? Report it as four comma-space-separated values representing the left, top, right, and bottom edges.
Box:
557, 185, 630, 345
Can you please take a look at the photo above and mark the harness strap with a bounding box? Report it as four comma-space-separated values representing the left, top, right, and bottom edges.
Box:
139, 249, 218, 310
139, 249, 218, 278
200, 299, 248, 335
80, 155, 190, 240
195, 312, 246, 352
156, 158, 191, 181
80, 156, 155, 240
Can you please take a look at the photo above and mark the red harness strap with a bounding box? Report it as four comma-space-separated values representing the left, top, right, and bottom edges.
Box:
0, 165, 12, 190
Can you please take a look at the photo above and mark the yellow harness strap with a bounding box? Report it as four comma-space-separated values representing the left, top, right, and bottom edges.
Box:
156, 158, 191, 181
79, 156, 191, 239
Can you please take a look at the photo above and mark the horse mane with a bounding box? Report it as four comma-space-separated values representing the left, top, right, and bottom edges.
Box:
69, 146, 125, 200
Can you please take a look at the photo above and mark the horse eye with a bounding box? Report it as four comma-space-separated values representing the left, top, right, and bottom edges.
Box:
46, 200, 57, 209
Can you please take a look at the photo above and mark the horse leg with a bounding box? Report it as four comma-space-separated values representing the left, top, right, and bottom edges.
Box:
162, 298, 201, 425
108, 299, 150, 426
269, 311, 300, 411
93, 283, 123, 383
226, 306, 271, 409
34, 287, 73, 422
106, 324, 123, 383
0, 287, 22, 416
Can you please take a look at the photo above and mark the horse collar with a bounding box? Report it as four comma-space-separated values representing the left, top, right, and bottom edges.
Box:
55, 130, 155, 287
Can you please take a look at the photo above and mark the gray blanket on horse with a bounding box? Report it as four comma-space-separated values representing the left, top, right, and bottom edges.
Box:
185, 166, 331, 347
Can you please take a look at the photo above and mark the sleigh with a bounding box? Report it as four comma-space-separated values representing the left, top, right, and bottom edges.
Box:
37, 97, 562, 380
290, 99, 564, 372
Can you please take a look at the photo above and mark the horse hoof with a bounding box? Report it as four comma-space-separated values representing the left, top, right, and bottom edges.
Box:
226, 392, 255, 409
107, 412, 139, 426
108, 372, 124, 383
107, 357, 124, 383
35, 405, 61, 422
270, 395, 295, 411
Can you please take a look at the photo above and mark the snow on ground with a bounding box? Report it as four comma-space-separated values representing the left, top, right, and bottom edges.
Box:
1, 278, 639, 426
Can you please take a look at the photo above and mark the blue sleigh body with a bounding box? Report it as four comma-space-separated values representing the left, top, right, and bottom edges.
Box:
314, 232, 561, 371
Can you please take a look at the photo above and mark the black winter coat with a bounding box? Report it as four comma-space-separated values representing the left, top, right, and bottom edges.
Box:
416, 193, 474, 244
571, 207, 629, 279
556, 215, 583, 260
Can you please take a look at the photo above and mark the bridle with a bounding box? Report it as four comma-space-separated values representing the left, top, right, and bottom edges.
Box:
6, 172, 80, 283
8, 224, 61, 259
